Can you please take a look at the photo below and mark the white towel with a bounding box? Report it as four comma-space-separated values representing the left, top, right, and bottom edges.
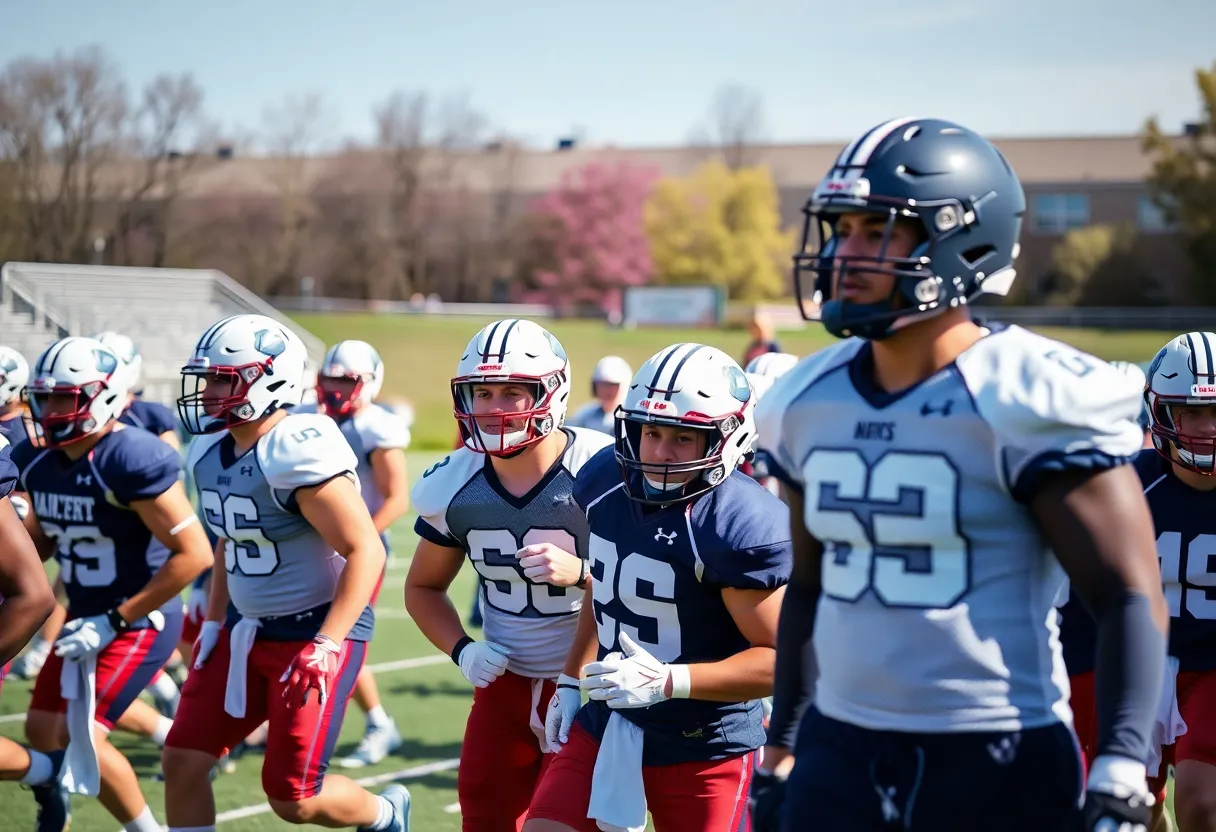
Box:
1148, 655, 1187, 778
59, 653, 101, 796
588, 713, 647, 832
224, 616, 262, 718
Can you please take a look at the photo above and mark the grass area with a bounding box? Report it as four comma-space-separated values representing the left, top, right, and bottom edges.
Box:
0, 451, 484, 831
289, 312, 1178, 450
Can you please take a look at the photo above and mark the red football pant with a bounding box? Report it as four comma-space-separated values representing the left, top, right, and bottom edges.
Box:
458, 669, 556, 832
163, 627, 365, 801
527, 723, 754, 832
29, 623, 181, 729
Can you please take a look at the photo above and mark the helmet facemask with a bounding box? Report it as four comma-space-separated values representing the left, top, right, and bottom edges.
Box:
316, 372, 366, 418
179, 361, 273, 435
452, 373, 563, 457
24, 380, 114, 449
614, 409, 744, 507
1151, 398, 1216, 475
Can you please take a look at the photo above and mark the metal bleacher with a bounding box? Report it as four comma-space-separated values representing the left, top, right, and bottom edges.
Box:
0, 263, 326, 406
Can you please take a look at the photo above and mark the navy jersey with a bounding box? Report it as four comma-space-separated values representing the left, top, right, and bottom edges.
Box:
1135, 449, 1216, 671
0, 413, 30, 444
12, 426, 182, 620
120, 398, 178, 437
572, 447, 793, 765
0, 437, 17, 499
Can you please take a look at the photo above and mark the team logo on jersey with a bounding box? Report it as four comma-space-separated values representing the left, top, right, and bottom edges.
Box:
655, 528, 677, 545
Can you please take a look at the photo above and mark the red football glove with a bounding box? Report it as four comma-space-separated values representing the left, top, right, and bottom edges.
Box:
280, 635, 342, 708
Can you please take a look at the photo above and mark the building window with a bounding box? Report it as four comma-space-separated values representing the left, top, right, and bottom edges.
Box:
1032, 194, 1090, 233
1138, 194, 1176, 233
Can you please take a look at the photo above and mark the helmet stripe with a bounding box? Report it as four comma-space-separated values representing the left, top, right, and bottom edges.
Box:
41, 339, 69, 375
491, 319, 521, 362
662, 344, 707, 401
846, 116, 923, 167
480, 319, 506, 361
1201, 333, 1215, 382
646, 343, 685, 395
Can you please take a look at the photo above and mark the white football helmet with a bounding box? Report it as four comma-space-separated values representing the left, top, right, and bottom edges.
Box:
745, 352, 799, 402
93, 331, 142, 394
178, 314, 308, 435
317, 340, 385, 417
452, 319, 571, 456
26, 337, 127, 448
590, 355, 632, 395
1146, 333, 1216, 474
615, 343, 757, 505
0, 346, 30, 406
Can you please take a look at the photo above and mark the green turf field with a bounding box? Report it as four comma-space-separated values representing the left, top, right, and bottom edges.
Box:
288, 312, 1178, 451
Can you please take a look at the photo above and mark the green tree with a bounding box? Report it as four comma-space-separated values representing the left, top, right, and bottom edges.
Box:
1143, 62, 1216, 303
645, 162, 793, 301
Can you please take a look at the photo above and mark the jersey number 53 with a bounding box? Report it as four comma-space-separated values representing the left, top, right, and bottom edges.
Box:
803, 449, 971, 609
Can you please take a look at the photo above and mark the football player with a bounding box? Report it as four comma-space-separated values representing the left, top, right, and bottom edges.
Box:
313, 340, 410, 769
0, 433, 68, 832
17, 331, 185, 734
525, 344, 792, 832
95, 331, 180, 449
566, 356, 631, 435
743, 351, 800, 497
162, 314, 410, 832
1126, 333, 1216, 832
406, 318, 611, 831
0, 346, 31, 443
13, 336, 213, 832
756, 117, 1167, 832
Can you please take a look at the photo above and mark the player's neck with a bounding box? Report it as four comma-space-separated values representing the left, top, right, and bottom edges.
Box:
490, 429, 569, 496
0, 403, 20, 419
230, 408, 288, 455
59, 422, 114, 461
1171, 462, 1216, 492
869, 310, 982, 395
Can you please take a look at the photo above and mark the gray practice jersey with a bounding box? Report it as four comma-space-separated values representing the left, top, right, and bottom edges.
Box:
412, 427, 612, 678
188, 412, 361, 620
330, 403, 411, 515
756, 325, 1144, 733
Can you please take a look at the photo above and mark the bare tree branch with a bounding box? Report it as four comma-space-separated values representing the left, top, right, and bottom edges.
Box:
690, 83, 767, 170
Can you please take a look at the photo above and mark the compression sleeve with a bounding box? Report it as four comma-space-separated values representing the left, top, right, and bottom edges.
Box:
1094, 590, 1166, 762
767, 579, 818, 750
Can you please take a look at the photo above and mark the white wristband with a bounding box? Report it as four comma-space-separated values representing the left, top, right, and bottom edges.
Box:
668, 664, 691, 699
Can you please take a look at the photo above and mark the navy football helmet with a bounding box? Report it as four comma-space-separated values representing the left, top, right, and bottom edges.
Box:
794, 117, 1026, 340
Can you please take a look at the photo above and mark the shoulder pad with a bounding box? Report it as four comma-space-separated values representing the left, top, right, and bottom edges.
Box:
410, 448, 484, 523
185, 431, 226, 474
354, 404, 411, 451
957, 327, 1144, 494
563, 427, 614, 475
754, 340, 862, 485
257, 413, 359, 491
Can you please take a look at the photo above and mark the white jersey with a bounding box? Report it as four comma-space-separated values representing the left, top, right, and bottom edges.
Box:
412, 427, 612, 677
189, 413, 361, 620
756, 325, 1144, 733
330, 403, 410, 515
565, 402, 615, 435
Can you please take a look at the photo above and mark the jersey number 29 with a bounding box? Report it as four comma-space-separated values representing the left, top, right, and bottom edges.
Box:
804, 449, 971, 609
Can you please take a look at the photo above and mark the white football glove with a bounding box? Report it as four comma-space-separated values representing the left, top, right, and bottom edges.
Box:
186, 583, 209, 623
193, 620, 223, 670
9, 494, 29, 521
1083, 755, 1153, 832
457, 640, 511, 688
53, 614, 117, 661
581, 632, 690, 709
545, 673, 582, 753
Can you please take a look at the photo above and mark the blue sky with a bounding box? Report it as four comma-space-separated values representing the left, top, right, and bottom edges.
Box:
3, 0, 1212, 151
